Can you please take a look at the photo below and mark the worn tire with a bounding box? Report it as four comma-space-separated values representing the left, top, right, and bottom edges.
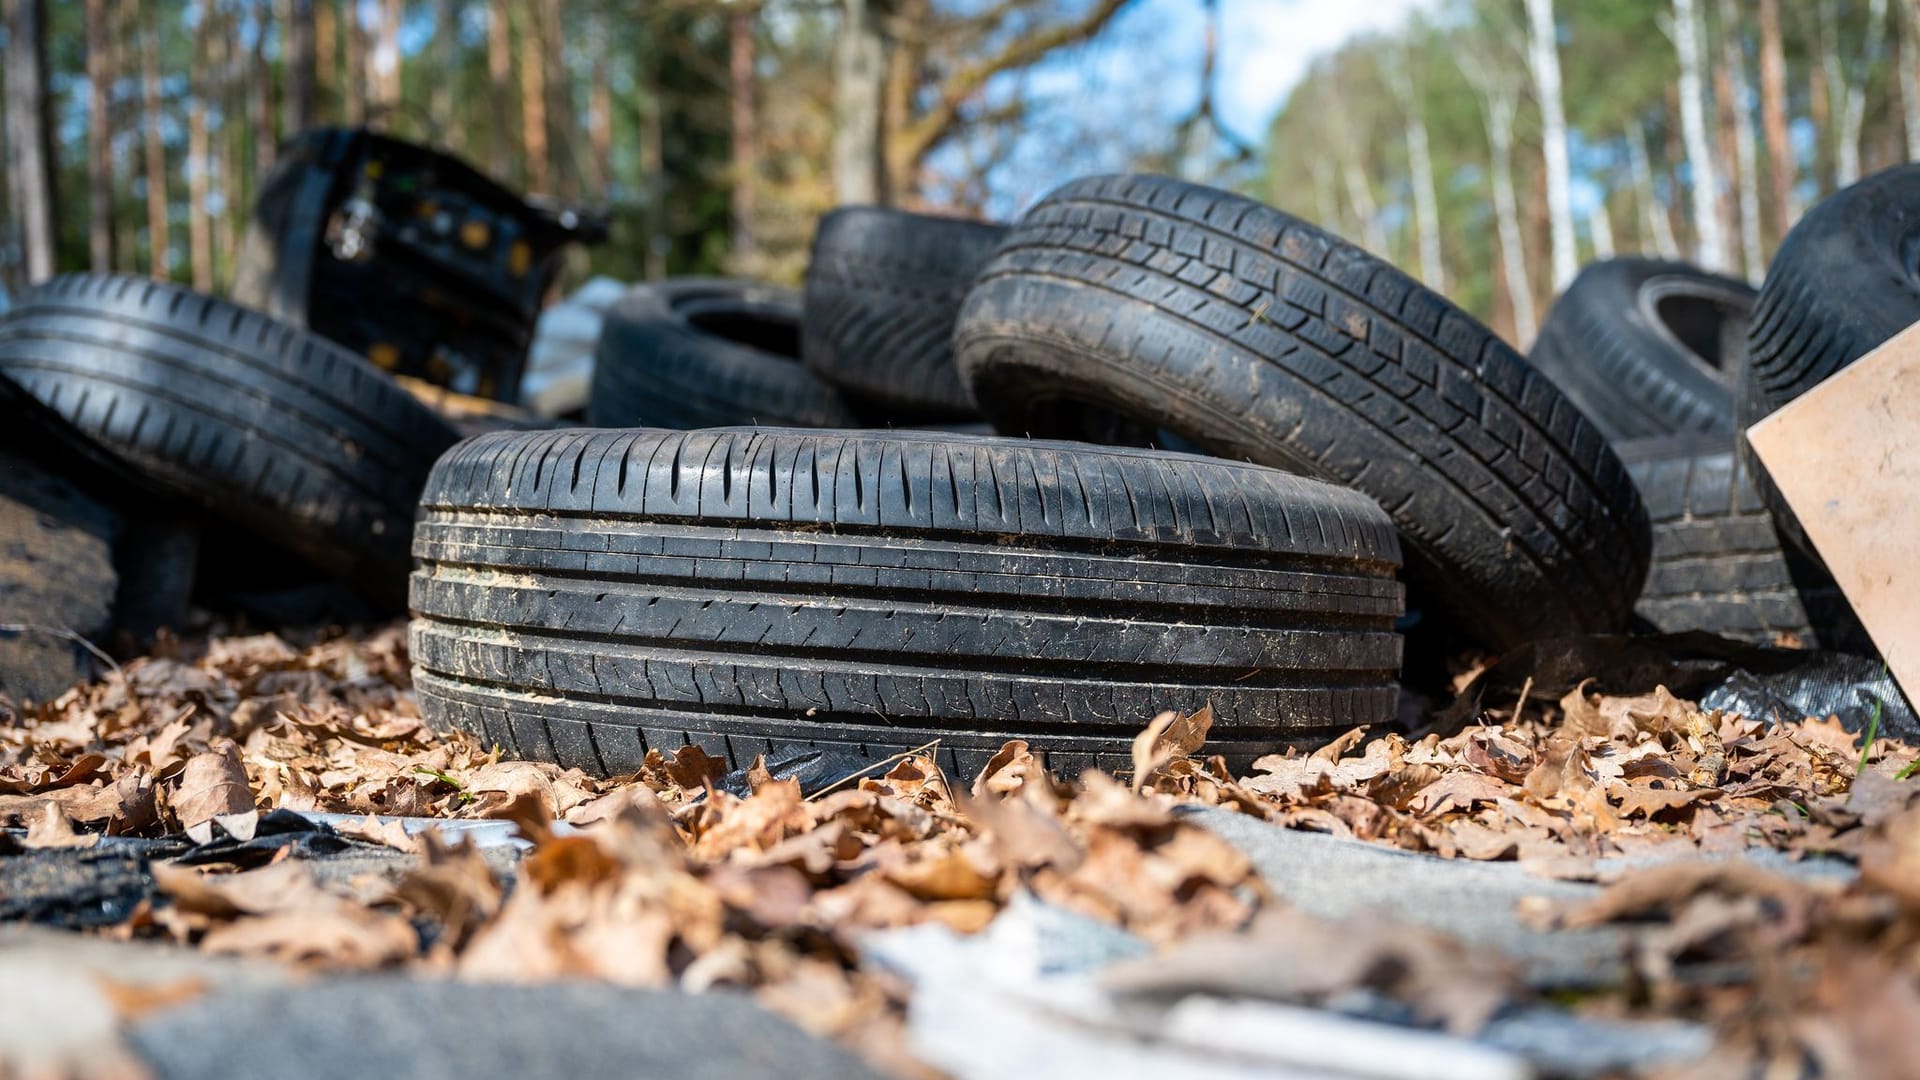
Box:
954, 174, 1649, 649
409, 427, 1405, 778
801, 207, 1004, 420
1529, 258, 1754, 441
588, 280, 858, 430
1618, 435, 1870, 652
1739, 165, 1920, 560
0, 274, 459, 597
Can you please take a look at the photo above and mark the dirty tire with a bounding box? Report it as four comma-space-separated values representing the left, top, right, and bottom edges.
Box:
0, 274, 460, 596
409, 427, 1406, 778
1739, 164, 1920, 559
1617, 435, 1870, 653
588, 280, 859, 429
954, 174, 1649, 649
1529, 258, 1754, 442
801, 207, 1005, 420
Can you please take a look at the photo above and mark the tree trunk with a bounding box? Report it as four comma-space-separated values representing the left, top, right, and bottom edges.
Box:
639, 63, 665, 280
253, 4, 276, 173
1486, 94, 1536, 347
1342, 162, 1387, 259
85, 0, 115, 272
488, 0, 515, 181
315, 0, 337, 122
587, 14, 612, 194
1757, 0, 1793, 239
1903, 6, 1920, 164
1712, 35, 1743, 275
1722, 0, 1765, 281
214, 4, 237, 287
517, 0, 549, 194
1836, 0, 1889, 187
1672, 0, 1726, 270
141, 4, 170, 280
833, 0, 887, 205
343, 0, 365, 124
1628, 119, 1680, 260
5, 0, 59, 282
1590, 199, 1615, 261
538, 0, 574, 200
1390, 52, 1443, 291
1524, 0, 1576, 291
285, 0, 316, 134
432, 0, 459, 150
371, 0, 401, 127
730, 3, 759, 265
188, 12, 213, 292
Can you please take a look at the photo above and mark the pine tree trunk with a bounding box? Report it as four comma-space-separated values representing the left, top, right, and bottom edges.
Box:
188, 13, 213, 292
539, 0, 575, 200
518, 0, 549, 193
730, 3, 759, 265
285, 0, 315, 134
1672, 0, 1726, 270
214, 4, 237, 288
587, 16, 612, 195
833, 0, 886, 205
85, 0, 115, 272
488, 0, 515, 182
141, 5, 170, 280
1904, 10, 1920, 164
315, 0, 337, 122
373, 0, 402, 127
1722, 0, 1765, 281
639, 63, 665, 280
1486, 94, 1536, 346
1628, 119, 1680, 260
5, 0, 59, 282
432, 0, 459, 150
1757, 0, 1793, 239
253, 5, 276, 173
1524, 0, 1576, 291
344, 0, 365, 124
1713, 41, 1743, 275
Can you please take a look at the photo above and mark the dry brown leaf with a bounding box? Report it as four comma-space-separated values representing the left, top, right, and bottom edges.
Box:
23, 802, 96, 848
1131, 704, 1213, 791
171, 744, 254, 839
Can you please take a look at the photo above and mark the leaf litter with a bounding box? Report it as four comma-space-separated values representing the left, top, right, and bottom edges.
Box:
3, 623, 1920, 1076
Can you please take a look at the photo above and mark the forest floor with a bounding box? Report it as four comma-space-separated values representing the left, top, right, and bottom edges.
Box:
3, 622, 1919, 1078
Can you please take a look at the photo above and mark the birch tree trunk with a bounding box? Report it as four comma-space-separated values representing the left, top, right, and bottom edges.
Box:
1342, 163, 1387, 258
85, 0, 115, 272
188, 12, 213, 292
1590, 201, 1615, 261
1486, 93, 1536, 346
1837, 0, 1890, 186
1389, 52, 1444, 290
1722, 0, 1765, 281
5, 0, 59, 283
1524, 0, 1576, 291
142, 7, 170, 280
1757, 0, 1793, 237
1628, 119, 1681, 259
730, 3, 760, 265
284, 0, 315, 134
834, 0, 887, 205
1672, 0, 1726, 270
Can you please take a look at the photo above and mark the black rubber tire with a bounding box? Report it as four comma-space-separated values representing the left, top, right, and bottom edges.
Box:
1617, 435, 1871, 653
953, 174, 1649, 650
587, 280, 859, 430
409, 427, 1405, 778
801, 207, 1005, 420
1738, 164, 1920, 560
1529, 258, 1754, 442
0, 274, 460, 597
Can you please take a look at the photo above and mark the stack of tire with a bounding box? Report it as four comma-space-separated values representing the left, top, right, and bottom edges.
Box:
1524, 166, 1919, 655
416, 174, 1655, 777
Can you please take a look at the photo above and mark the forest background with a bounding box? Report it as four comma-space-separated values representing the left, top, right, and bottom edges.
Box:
1, 0, 1912, 347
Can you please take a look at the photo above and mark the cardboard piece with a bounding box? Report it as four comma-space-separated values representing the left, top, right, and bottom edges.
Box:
1748, 319, 1920, 703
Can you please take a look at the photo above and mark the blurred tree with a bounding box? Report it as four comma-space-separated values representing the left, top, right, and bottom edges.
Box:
4, 0, 58, 282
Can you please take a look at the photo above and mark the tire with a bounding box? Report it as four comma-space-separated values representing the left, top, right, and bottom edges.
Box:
801, 207, 1005, 420
0, 274, 460, 598
953, 174, 1649, 649
587, 280, 859, 429
1529, 258, 1754, 442
1739, 164, 1920, 559
409, 427, 1405, 778
1617, 435, 1871, 653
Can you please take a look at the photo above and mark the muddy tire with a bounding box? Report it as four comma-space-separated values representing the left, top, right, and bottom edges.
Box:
0, 274, 459, 598
954, 174, 1649, 649
587, 280, 858, 429
801, 207, 1004, 421
1529, 258, 1754, 441
409, 427, 1405, 778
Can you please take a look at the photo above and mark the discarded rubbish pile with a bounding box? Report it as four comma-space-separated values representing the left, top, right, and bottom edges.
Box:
3, 133, 1917, 1078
